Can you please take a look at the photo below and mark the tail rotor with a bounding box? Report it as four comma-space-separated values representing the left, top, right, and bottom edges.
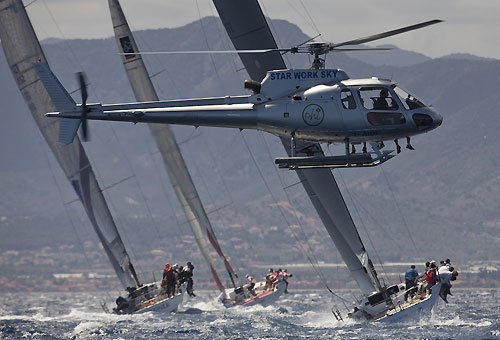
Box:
77, 72, 90, 141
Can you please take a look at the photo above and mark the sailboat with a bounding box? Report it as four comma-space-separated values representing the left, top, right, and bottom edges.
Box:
107, 0, 287, 307
209, 0, 444, 321
0, 0, 185, 315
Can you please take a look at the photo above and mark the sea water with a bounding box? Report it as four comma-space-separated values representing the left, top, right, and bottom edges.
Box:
0, 289, 498, 339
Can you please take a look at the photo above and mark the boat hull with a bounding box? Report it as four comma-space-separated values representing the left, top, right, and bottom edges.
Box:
134, 290, 185, 314
376, 283, 442, 323
218, 279, 287, 307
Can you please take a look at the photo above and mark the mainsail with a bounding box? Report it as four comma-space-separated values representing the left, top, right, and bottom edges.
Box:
212, 0, 381, 295
108, 0, 236, 292
0, 0, 139, 289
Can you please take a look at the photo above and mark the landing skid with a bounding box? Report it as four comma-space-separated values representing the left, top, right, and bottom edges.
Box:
275, 150, 394, 170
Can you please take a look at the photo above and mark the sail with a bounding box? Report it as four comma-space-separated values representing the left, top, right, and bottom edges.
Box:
212, 0, 381, 295
0, 0, 139, 289
108, 0, 234, 292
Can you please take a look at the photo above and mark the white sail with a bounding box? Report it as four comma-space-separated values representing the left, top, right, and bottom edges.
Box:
212, 0, 381, 295
0, 0, 139, 289
108, 0, 235, 292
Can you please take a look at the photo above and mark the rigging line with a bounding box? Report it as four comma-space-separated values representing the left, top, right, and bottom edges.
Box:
99, 174, 135, 193
324, 145, 389, 284
335, 170, 390, 285
39, 135, 123, 293
346, 188, 407, 256
195, 0, 228, 94
81, 132, 150, 284
38, 0, 79, 71
123, 10, 182, 99
259, 1, 293, 68
111, 134, 163, 238
206, 0, 243, 79
296, 0, 322, 36
284, 0, 321, 38
379, 165, 419, 258
24, 0, 39, 8
100, 183, 147, 284
258, 133, 341, 296
181, 138, 245, 278
149, 150, 187, 238
241, 132, 345, 305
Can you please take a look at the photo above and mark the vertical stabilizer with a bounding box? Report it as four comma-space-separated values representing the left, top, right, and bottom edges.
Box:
32, 62, 80, 144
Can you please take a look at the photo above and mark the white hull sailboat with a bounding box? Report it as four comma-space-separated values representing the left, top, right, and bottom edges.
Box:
218, 277, 287, 308
110, 282, 187, 314
348, 282, 442, 322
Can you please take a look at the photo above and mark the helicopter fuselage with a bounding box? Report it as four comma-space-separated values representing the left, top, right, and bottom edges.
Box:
49, 68, 441, 146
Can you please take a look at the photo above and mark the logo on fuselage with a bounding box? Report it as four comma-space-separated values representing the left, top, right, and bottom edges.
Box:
302, 104, 324, 126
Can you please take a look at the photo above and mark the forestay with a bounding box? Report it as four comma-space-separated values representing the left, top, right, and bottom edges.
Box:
212, 0, 381, 295
108, 0, 236, 292
0, 0, 139, 289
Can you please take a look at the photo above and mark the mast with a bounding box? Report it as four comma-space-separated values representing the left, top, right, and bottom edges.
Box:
212, 0, 382, 295
0, 0, 140, 289
108, 0, 237, 291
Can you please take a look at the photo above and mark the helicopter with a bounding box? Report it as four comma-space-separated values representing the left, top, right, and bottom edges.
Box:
38, 19, 443, 170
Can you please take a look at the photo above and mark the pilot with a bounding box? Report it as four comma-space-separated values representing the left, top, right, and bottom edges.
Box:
373, 89, 390, 109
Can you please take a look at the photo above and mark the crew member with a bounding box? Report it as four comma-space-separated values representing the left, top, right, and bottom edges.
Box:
282, 269, 292, 294
185, 261, 196, 297
246, 274, 257, 296
404, 265, 418, 301
264, 268, 274, 291
163, 263, 176, 298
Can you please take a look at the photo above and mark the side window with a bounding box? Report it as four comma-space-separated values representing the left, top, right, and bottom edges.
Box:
358, 87, 398, 110
341, 89, 356, 109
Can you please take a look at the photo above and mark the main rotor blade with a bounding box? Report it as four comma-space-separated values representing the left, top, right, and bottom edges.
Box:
81, 112, 89, 142
119, 48, 290, 56
330, 19, 443, 49
329, 47, 393, 52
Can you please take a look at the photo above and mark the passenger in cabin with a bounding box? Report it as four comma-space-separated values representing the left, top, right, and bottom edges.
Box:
185, 261, 196, 297
373, 89, 390, 109
405, 94, 420, 110
445, 258, 451, 268
246, 274, 257, 296
404, 265, 419, 301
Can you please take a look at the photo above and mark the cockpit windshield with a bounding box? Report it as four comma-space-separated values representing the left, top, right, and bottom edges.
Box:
358, 87, 398, 110
392, 85, 426, 110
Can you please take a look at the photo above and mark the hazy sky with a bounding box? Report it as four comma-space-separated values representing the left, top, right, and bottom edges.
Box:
26, 0, 500, 60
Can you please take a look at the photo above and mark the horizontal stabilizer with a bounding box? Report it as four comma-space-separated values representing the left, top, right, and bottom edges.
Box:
58, 118, 81, 145
32, 62, 80, 144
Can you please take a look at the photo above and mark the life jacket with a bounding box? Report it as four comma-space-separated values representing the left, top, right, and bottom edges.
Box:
165, 269, 175, 281
426, 268, 437, 284
270, 272, 278, 281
